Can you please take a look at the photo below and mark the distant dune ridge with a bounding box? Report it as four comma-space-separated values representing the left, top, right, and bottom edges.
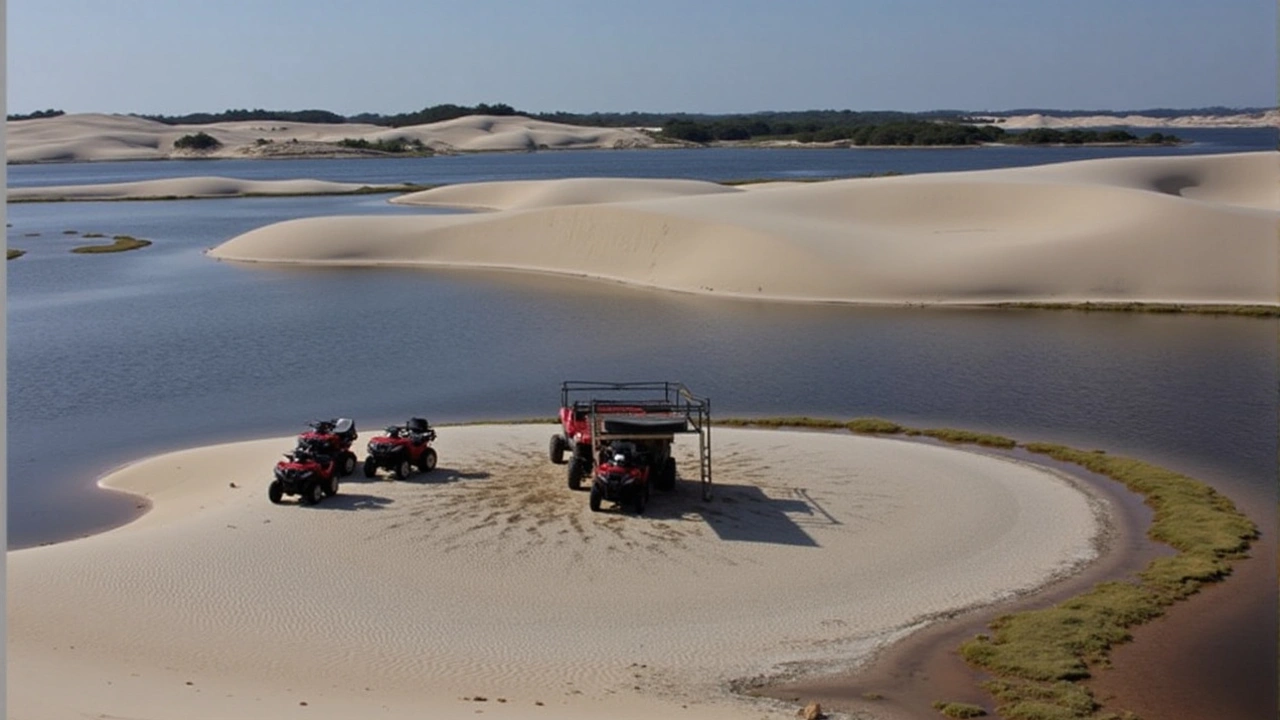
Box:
208, 152, 1280, 307
6, 110, 1276, 163
5, 113, 656, 163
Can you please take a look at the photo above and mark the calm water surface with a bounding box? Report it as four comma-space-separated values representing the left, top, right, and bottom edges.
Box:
7, 139, 1277, 717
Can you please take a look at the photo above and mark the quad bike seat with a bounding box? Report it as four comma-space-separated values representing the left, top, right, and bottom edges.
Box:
333, 417, 356, 439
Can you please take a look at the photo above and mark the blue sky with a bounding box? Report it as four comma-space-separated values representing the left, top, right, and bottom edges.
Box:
7, 0, 1277, 116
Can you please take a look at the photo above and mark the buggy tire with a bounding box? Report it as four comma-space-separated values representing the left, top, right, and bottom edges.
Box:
393, 458, 412, 480
419, 448, 438, 472
633, 483, 649, 515
268, 480, 284, 505
300, 481, 323, 506
658, 457, 677, 491
363, 457, 378, 479
549, 434, 567, 464
589, 483, 603, 512
567, 458, 585, 491
324, 474, 339, 497
341, 452, 357, 477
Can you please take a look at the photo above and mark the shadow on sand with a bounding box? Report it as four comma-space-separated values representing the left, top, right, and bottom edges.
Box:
609, 477, 839, 547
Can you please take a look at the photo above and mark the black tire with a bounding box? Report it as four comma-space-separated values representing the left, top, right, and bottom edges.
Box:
634, 483, 649, 515
393, 458, 412, 480
567, 458, 584, 490
549, 434, 567, 464
419, 448, 438, 472
268, 480, 284, 505
589, 483, 602, 512
657, 457, 677, 491
300, 481, 323, 506
324, 474, 339, 497
363, 456, 378, 479
341, 452, 357, 477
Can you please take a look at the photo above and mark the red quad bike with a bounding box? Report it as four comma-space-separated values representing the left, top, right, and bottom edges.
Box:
589, 442, 652, 514
298, 418, 359, 477
269, 438, 341, 505
549, 381, 713, 509
363, 417, 438, 480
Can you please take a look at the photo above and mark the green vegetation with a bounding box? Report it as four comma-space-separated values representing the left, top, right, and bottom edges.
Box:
71, 235, 152, 253
713, 416, 1255, 720
8, 248, 26, 260
716, 416, 849, 429
994, 301, 1280, 317
656, 119, 1181, 147
932, 701, 987, 718
172, 131, 221, 151
82, 232, 106, 237
920, 427, 1017, 449
1002, 128, 1179, 145
847, 417, 904, 434
337, 137, 431, 154
7, 108, 64, 121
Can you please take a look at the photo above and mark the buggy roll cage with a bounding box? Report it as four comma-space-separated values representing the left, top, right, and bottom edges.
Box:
560, 381, 712, 500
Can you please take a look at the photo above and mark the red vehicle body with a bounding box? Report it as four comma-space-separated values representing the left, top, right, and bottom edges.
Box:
297, 418, 359, 477
363, 417, 438, 480
589, 443, 652, 513
549, 382, 711, 510
270, 442, 340, 505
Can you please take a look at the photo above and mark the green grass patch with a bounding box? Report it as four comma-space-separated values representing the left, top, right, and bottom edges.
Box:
933, 701, 987, 717
847, 417, 904, 434
716, 416, 849, 429
921, 427, 1017, 449
71, 235, 152, 254
994, 301, 1280, 318
81, 232, 106, 238
8, 248, 26, 260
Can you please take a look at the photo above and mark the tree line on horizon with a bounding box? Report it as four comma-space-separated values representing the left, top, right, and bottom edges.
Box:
12, 102, 1266, 127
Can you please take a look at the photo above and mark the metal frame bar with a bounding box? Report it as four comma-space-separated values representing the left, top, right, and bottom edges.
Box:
562, 381, 713, 500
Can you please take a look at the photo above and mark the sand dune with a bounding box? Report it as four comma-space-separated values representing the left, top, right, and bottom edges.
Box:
979, 109, 1280, 129
8, 424, 1101, 720
8, 176, 371, 201
6, 113, 656, 163
391, 177, 740, 211
209, 152, 1280, 307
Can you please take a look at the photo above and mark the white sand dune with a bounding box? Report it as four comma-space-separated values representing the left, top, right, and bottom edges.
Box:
8, 176, 371, 201
209, 152, 1280, 307
978, 109, 1280, 129
8, 425, 1101, 720
6, 113, 656, 163
391, 177, 740, 211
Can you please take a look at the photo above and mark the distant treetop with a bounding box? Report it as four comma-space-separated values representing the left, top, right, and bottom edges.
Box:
7, 108, 65, 121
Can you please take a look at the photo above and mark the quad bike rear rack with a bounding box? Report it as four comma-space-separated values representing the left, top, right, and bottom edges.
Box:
561, 381, 712, 500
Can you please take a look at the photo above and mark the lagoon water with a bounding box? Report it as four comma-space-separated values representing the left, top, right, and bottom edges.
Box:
7, 129, 1277, 716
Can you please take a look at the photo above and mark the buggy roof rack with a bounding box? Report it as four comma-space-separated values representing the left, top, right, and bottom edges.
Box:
560, 381, 713, 499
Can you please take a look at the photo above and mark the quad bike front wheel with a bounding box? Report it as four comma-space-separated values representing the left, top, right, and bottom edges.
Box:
300, 481, 324, 506
589, 483, 603, 512
549, 435, 567, 464
268, 480, 284, 505
324, 475, 339, 497
633, 483, 649, 515
393, 458, 412, 480
567, 458, 585, 490
340, 452, 357, 477
419, 447, 438, 472
363, 457, 378, 478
